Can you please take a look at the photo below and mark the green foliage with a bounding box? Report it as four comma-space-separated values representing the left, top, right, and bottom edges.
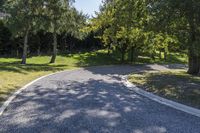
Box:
42, 0, 72, 34
88, 0, 153, 62
4, 0, 44, 36
86, 0, 198, 67
150, 0, 200, 74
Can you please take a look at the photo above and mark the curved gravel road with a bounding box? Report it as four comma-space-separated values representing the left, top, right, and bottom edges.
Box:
0, 65, 200, 133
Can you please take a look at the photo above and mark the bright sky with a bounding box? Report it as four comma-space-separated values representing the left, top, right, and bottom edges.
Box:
74, 0, 103, 17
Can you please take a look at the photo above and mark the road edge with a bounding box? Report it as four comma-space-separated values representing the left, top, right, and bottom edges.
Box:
122, 76, 200, 118
0, 68, 82, 117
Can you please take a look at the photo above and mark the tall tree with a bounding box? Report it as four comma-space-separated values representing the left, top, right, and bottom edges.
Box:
43, 0, 75, 63
149, 0, 200, 75
4, 0, 44, 64
89, 0, 148, 62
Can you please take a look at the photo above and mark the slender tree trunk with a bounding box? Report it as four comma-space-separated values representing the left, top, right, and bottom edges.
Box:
164, 51, 167, 61
130, 46, 137, 62
16, 49, 19, 57
187, 50, 199, 74
130, 46, 138, 63
37, 46, 41, 56
21, 29, 29, 64
37, 36, 41, 56
120, 43, 127, 63
107, 48, 110, 55
50, 32, 57, 64
121, 50, 125, 63
107, 44, 111, 55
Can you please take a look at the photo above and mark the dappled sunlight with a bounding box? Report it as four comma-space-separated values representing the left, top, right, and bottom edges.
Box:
133, 126, 167, 133
1, 66, 200, 132
86, 109, 121, 119
0, 66, 164, 132
55, 109, 80, 122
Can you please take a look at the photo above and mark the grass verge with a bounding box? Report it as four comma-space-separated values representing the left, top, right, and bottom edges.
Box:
128, 70, 200, 109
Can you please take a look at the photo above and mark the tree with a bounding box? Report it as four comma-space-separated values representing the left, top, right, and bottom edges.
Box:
149, 0, 200, 75
43, 0, 75, 63
89, 0, 148, 62
4, 0, 44, 64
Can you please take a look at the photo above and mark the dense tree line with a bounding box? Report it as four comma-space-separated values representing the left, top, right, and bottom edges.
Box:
87, 0, 200, 75
0, 23, 101, 57
0, 0, 101, 64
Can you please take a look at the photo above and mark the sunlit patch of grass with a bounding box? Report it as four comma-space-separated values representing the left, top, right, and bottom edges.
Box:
128, 70, 200, 109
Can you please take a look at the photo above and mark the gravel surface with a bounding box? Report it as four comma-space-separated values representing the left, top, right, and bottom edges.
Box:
0, 65, 199, 133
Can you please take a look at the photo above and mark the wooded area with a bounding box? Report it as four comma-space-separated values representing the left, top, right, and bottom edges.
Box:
0, 0, 200, 75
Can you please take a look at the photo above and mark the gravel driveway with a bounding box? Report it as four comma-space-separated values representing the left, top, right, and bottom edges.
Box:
0, 65, 199, 133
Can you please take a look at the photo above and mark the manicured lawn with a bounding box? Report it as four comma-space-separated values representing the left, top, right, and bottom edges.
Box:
128, 70, 200, 109
0, 50, 120, 104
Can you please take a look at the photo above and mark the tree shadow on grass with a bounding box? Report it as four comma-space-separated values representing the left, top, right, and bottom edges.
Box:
0, 51, 120, 74
136, 72, 200, 109
0, 61, 68, 74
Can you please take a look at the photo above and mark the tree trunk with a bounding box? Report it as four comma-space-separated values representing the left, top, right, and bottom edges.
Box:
186, 14, 200, 75
37, 47, 41, 56
121, 51, 125, 63
130, 46, 134, 62
120, 43, 127, 63
37, 35, 41, 56
107, 44, 111, 55
151, 53, 155, 60
16, 49, 19, 57
21, 29, 29, 64
187, 50, 199, 75
50, 32, 57, 64
187, 19, 199, 75
164, 51, 167, 61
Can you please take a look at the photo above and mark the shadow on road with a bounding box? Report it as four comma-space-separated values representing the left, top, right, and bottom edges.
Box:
1, 65, 199, 133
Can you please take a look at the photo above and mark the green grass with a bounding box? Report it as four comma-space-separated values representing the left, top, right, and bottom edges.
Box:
128, 70, 200, 109
135, 52, 188, 64
0, 50, 120, 103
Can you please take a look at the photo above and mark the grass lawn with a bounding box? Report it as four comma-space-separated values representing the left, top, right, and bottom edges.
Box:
128, 70, 200, 109
0, 50, 120, 104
